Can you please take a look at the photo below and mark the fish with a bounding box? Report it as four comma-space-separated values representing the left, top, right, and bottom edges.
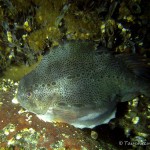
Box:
16, 40, 150, 128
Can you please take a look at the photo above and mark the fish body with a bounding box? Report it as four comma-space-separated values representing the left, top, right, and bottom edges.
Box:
17, 41, 150, 128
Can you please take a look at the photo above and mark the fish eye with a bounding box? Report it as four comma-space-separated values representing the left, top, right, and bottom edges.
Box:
26, 91, 32, 99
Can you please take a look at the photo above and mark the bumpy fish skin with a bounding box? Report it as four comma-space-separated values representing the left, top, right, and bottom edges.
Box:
17, 40, 150, 128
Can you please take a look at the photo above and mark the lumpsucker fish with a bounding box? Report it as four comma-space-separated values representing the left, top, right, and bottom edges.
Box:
16, 40, 150, 128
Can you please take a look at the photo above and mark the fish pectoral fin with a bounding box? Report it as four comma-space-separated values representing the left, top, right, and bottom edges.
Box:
116, 54, 150, 81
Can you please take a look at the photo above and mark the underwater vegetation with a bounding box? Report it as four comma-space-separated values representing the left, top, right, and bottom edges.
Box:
0, 0, 150, 149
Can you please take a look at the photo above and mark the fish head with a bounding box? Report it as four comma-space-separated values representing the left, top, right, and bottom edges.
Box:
16, 70, 59, 115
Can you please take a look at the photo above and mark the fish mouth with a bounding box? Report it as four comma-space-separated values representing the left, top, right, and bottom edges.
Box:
36, 107, 55, 122
18, 100, 49, 115
29, 106, 49, 115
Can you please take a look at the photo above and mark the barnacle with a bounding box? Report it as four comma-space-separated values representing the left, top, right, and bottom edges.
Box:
91, 131, 98, 140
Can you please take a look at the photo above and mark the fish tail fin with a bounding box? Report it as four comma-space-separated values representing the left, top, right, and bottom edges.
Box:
117, 54, 150, 97
117, 54, 150, 81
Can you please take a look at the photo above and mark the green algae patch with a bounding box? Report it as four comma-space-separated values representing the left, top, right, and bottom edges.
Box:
1, 65, 36, 82
0, 55, 42, 82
